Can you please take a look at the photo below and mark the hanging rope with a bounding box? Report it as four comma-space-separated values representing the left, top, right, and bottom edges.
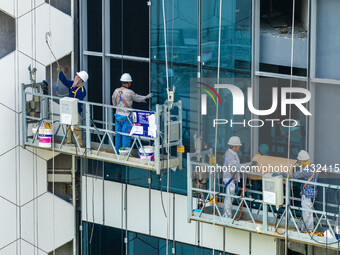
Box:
285, 0, 296, 254
47, 1, 56, 255
212, 0, 223, 253
45, 33, 68, 97
161, 1, 172, 254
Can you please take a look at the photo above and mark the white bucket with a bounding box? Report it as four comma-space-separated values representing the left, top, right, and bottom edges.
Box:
38, 128, 53, 148
119, 147, 131, 156
139, 146, 154, 161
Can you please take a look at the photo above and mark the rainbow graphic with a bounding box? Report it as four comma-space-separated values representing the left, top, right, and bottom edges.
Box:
199, 82, 222, 115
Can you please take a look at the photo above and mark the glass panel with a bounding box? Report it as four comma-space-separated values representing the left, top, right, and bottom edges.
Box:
46, 0, 71, 15
87, 0, 102, 52
0, 10, 15, 59
259, 0, 308, 75
128, 232, 159, 255
88, 56, 103, 125
110, 0, 149, 57
110, 59, 149, 111
82, 221, 125, 255
151, 0, 198, 65
315, 0, 340, 79
258, 77, 307, 159
82, 222, 227, 255
202, 0, 252, 71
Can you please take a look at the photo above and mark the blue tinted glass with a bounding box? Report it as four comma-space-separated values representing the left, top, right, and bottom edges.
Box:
201, 0, 251, 71
151, 0, 198, 65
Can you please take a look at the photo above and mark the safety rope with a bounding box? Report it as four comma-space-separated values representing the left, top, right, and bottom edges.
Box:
161, 1, 172, 254
285, 0, 296, 253
45, 34, 68, 97
47, 1, 56, 254
212, 0, 223, 253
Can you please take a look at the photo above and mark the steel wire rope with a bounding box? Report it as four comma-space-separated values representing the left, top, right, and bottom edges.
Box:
47, 1, 56, 254
161, 0, 172, 254
212, 0, 223, 254
284, 0, 296, 253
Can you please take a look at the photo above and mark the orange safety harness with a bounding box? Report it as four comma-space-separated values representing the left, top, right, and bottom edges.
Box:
300, 166, 317, 195
72, 86, 84, 98
115, 87, 130, 108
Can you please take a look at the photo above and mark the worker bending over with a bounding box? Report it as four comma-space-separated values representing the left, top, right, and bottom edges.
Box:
273, 150, 317, 232
223, 136, 257, 218
112, 73, 152, 153
58, 67, 88, 146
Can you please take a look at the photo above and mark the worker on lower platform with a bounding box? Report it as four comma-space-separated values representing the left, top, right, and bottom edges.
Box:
223, 136, 257, 218
112, 73, 152, 153
58, 66, 88, 146
272, 150, 317, 232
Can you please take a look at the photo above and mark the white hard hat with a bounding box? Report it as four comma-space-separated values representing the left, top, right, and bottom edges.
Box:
76, 71, 89, 82
297, 150, 310, 161
228, 136, 242, 146
120, 73, 132, 82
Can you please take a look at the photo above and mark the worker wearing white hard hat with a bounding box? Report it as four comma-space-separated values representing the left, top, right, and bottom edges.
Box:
223, 136, 257, 218
273, 150, 317, 232
112, 73, 153, 153
58, 66, 89, 146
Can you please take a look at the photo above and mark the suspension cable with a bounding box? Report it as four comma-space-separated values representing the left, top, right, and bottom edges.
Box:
47, 1, 56, 254
285, 0, 296, 254
212, 0, 223, 254
161, 1, 172, 254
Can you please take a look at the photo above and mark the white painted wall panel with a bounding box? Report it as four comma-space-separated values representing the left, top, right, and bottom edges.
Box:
17, 0, 44, 18
0, 149, 17, 204
18, 4, 72, 67
0, 52, 15, 110
81, 176, 104, 224
21, 192, 74, 253
104, 180, 123, 229
200, 222, 224, 251
174, 194, 197, 245
19, 147, 47, 206
0, 104, 16, 155
20, 239, 47, 255
251, 233, 277, 255
0, 1, 15, 16
225, 228, 250, 255
127, 185, 149, 235
150, 189, 173, 239
0, 198, 17, 249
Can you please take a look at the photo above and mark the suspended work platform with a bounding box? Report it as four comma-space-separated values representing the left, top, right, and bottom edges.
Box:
22, 82, 183, 174
187, 150, 340, 250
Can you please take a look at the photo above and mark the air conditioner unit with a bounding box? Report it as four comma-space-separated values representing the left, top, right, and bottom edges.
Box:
60, 97, 78, 125
263, 174, 284, 208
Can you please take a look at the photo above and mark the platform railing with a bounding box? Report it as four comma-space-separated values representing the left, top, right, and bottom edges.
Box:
187, 150, 340, 249
22, 82, 183, 174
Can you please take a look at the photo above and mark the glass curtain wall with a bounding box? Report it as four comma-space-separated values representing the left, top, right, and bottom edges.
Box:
83, 0, 253, 194
82, 222, 226, 255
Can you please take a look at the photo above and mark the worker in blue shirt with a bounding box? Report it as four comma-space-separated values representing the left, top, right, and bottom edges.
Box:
112, 73, 152, 153
58, 67, 89, 146
273, 150, 317, 232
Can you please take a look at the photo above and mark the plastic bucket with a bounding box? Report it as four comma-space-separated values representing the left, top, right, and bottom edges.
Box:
119, 147, 131, 156
38, 128, 53, 148
139, 146, 154, 161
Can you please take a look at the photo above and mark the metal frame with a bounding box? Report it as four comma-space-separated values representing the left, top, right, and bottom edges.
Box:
187, 151, 340, 250
22, 83, 183, 175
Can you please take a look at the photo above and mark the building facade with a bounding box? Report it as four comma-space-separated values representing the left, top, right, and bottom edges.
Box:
1, 0, 340, 254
